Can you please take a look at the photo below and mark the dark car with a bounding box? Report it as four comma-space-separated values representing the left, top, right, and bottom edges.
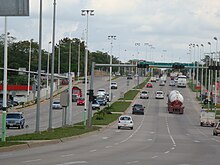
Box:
127, 74, 133, 79
96, 97, 107, 106
132, 104, 145, 115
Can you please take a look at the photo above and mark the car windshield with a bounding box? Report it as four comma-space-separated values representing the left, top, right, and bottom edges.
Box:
141, 91, 148, 94
157, 92, 163, 94
120, 116, 131, 120
7, 114, 21, 119
53, 101, 60, 104
134, 104, 143, 108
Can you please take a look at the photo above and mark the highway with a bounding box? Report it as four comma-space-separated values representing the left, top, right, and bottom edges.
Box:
1, 78, 220, 165
0, 75, 145, 136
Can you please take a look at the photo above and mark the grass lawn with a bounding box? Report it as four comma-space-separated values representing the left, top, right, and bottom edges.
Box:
119, 90, 139, 100
110, 101, 132, 112
3, 125, 100, 141
92, 114, 121, 125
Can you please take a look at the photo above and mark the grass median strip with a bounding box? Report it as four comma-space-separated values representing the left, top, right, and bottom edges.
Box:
119, 90, 139, 100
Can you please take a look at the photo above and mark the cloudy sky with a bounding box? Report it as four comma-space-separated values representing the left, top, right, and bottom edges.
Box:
0, 0, 220, 63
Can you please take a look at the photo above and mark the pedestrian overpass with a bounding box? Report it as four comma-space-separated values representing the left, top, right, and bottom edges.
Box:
143, 61, 194, 68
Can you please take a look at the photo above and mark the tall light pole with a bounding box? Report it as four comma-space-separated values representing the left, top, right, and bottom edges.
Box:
144, 43, 149, 61
81, 9, 94, 128
77, 41, 81, 81
200, 44, 204, 102
196, 44, 199, 87
57, 41, 61, 90
46, 41, 51, 99
36, 0, 43, 133
27, 39, 33, 101
68, 39, 73, 125
189, 43, 192, 80
214, 37, 218, 107
192, 44, 196, 89
108, 35, 116, 102
208, 42, 212, 110
48, 0, 57, 130
2, 17, 8, 142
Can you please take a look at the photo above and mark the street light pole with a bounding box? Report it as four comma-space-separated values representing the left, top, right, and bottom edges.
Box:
57, 41, 61, 90
200, 44, 204, 102
81, 9, 94, 128
108, 35, 116, 102
27, 39, 33, 101
196, 44, 199, 87
214, 37, 218, 108
46, 41, 51, 99
48, 0, 57, 130
208, 42, 212, 110
36, 0, 43, 133
192, 44, 196, 89
77, 41, 81, 81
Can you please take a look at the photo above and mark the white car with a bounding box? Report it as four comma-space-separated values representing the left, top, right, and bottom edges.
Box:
155, 91, 164, 99
52, 100, 62, 109
92, 100, 100, 110
97, 88, 106, 96
111, 82, 118, 89
169, 80, 175, 86
118, 115, 134, 130
140, 90, 149, 99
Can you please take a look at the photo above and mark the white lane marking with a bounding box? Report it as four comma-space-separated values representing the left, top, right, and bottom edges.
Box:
126, 160, 139, 164
211, 138, 220, 143
105, 145, 112, 148
61, 154, 75, 157
150, 131, 155, 134
194, 140, 200, 143
147, 138, 153, 141
23, 159, 42, 163
171, 147, 175, 150
0, 153, 13, 157
102, 137, 109, 140
89, 149, 97, 152
166, 117, 176, 146
114, 142, 119, 145
56, 161, 88, 165
164, 151, 170, 154
115, 130, 121, 133
152, 156, 158, 159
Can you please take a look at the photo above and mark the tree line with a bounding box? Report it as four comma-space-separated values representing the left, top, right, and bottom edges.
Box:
0, 34, 120, 85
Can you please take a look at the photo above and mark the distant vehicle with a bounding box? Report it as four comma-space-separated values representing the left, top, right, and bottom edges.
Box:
177, 75, 187, 88
96, 96, 107, 106
92, 100, 100, 110
72, 86, 82, 102
118, 115, 134, 130
127, 74, 133, 79
155, 91, 164, 99
140, 90, 149, 99
169, 80, 175, 86
151, 77, 157, 82
77, 97, 85, 106
52, 100, 62, 109
111, 82, 118, 89
97, 88, 106, 96
160, 76, 167, 83
167, 90, 184, 114
6, 112, 25, 129
146, 82, 153, 88
159, 80, 165, 86
115, 72, 121, 76
213, 122, 220, 136
200, 110, 215, 127
132, 104, 145, 115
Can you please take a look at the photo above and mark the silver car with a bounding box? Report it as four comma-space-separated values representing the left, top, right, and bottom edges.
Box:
140, 90, 149, 99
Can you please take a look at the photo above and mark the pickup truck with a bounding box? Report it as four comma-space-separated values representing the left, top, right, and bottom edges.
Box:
200, 111, 215, 127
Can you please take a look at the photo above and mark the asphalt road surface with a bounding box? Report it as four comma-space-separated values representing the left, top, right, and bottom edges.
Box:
1, 78, 220, 165
0, 75, 145, 136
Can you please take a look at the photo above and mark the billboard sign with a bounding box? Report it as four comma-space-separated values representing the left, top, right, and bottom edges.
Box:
0, 0, 29, 16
